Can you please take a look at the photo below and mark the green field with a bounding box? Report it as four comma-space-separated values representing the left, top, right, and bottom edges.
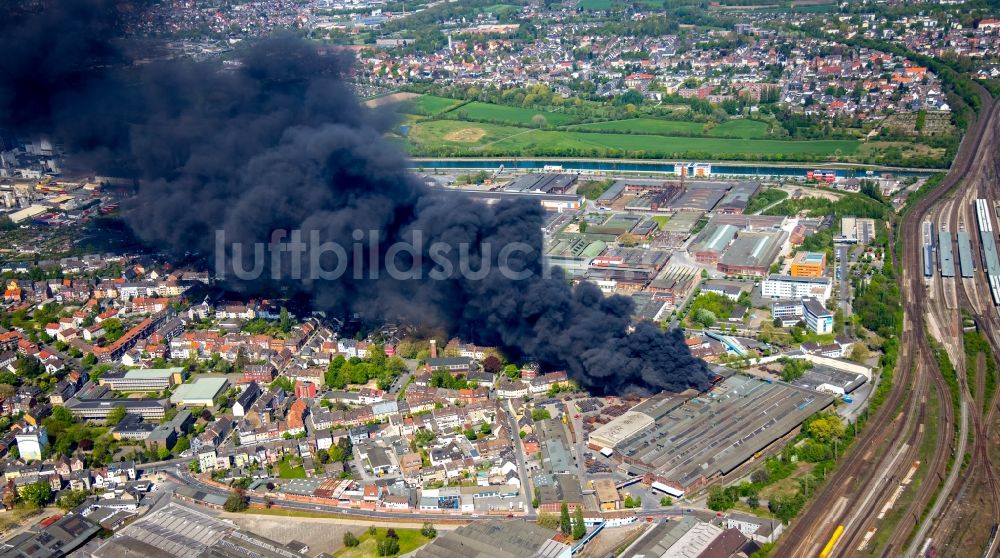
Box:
277, 456, 306, 479
708, 119, 771, 139
450, 101, 580, 126
483, 3, 519, 13
404, 95, 464, 116
334, 528, 433, 557
578, 0, 613, 8
567, 118, 705, 135
567, 118, 771, 138
406, 119, 861, 159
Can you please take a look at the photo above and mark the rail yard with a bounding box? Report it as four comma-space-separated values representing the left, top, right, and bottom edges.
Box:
776, 85, 1000, 558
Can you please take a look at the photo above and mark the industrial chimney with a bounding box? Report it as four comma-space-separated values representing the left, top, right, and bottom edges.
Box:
430, 339, 438, 359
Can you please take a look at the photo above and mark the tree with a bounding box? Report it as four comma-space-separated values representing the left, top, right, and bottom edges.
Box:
482, 355, 502, 374
386, 528, 398, 540
3, 483, 17, 510
559, 501, 572, 537
105, 405, 127, 426
15, 356, 43, 378
707, 486, 739, 511
849, 343, 870, 364
57, 489, 89, 511
660, 496, 673, 507
22, 480, 52, 508
223, 489, 248, 512
377, 537, 399, 556
343, 532, 360, 547
101, 318, 124, 341
747, 494, 760, 509
279, 307, 293, 334
572, 506, 586, 540
421, 522, 437, 539
806, 415, 845, 443
537, 512, 558, 529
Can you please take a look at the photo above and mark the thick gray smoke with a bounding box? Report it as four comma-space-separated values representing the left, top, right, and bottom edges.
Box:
0, 1, 710, 395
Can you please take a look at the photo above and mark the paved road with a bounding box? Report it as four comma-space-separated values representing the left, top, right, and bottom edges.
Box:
504, 399, 535, 518
164, 467, 510, 522
835, 244, 852, 318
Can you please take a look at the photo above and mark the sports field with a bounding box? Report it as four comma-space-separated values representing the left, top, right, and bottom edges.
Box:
406, 119, 861, 159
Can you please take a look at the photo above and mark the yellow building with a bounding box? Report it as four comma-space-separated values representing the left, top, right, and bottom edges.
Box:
790, 251, 826, 278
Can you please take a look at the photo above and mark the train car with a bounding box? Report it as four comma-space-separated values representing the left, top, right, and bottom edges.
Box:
820, 525, 845, 558
975, 199, 1000, 304
958, 231, 975, 277
923, 245, 934, 278
940, 231, 955, 278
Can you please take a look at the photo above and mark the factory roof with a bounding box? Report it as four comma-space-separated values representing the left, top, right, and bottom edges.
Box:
791, 364, 867, 395
94, 502, 230, 557
716, 181, 761, 211
719, 231, 786, 270
0, 513, 100, 558
661, 211, 702, 234
669, 184, 728, 211
415, 520, 568, 558
622, 517, 701, 558
615, 374, 833, 488
8, 204, 48, 224
588, 410, 656, 449
691, 223, 739, 253
504, 173, 577, 194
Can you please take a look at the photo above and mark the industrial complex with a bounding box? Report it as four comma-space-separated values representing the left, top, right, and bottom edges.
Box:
589, 373, 834, 496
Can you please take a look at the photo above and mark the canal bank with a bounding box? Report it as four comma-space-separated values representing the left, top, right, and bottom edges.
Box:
409, 158, 940, 179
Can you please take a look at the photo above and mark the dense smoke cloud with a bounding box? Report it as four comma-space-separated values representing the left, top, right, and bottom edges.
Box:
0, 1, 711, 394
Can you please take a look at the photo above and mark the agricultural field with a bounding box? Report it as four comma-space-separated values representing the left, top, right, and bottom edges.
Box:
449, 101, 580, 126
400, 95, 465, 116
707, 119, 772, 139
568, 118, 772, 138
404, 119, 862, 159
567, 118, 705, 135
577, 0, 614, 9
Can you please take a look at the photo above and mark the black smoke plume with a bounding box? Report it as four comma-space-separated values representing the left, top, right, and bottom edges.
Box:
0, 1, 710, 395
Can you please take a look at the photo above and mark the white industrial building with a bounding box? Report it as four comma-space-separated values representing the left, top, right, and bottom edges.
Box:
761, 274, 832, 304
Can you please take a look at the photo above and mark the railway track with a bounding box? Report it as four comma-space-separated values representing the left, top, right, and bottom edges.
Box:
904, 90, 1000, 557
775, 84, 995, 558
